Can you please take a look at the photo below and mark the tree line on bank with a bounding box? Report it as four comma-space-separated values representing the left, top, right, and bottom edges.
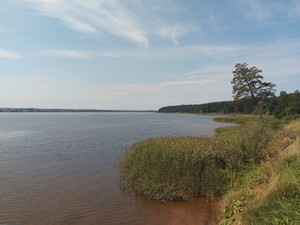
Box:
159, 63, 300, 120
158, 90, 300, 119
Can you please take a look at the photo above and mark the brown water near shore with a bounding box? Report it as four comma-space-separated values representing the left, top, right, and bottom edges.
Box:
135, 198, 220, 225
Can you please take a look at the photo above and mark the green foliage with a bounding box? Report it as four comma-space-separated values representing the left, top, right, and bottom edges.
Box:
158, 101, 236, 114
231, 63, 276, 105
158, 91, 300, 119
220, 189, 255, 225
272, 91, 300, 119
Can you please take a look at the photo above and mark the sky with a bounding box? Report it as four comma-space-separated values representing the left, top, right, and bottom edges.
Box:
0, 0, 299, 110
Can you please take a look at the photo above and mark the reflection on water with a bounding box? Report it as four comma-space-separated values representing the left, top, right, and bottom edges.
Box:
0, 113, 227, 225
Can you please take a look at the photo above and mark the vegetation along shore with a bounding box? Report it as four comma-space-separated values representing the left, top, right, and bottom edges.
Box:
120, 63, 299, 224
120, 115, 300, 224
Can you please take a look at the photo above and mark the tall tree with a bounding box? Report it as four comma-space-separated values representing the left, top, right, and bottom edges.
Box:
231, 63, 276, 114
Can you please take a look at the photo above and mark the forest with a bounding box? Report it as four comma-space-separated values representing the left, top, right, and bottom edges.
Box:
159, 90, 300, 120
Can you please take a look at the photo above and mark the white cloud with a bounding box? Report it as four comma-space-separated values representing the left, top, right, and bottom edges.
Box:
23, 0, 195, 47
91, 44, 243, 59
156, 25, 192, 45
43, 49, 90, 59
26, 0, 149, 47
0, 49, 23, 59
62, 17, 99, 34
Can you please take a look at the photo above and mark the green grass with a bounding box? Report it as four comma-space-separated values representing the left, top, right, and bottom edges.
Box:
220, 120, 300, 225
120, 137, 232, 201
214, 126, 240, 137
214, 114, 284, 128
121, 116, 279, 200
119, 115, 299, 224
213, 115, 252, 125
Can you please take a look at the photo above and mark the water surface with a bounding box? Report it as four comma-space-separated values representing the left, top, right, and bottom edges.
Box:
0, 113, 229, 225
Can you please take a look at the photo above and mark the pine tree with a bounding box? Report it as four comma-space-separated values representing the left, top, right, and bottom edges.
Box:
231, 63, 276, 114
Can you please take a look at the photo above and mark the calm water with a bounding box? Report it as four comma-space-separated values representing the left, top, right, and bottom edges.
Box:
0, 113, 229, 225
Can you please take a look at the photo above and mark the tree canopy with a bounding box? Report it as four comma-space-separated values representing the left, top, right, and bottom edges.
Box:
231, 63, 276, 115
231, 63, 276, 105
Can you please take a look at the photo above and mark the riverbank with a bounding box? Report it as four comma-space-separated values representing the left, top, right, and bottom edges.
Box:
220, 118, 300, 224
120, 115, 299, 224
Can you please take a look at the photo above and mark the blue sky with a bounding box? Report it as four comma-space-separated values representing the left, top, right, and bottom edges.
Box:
0, 0, 299, 110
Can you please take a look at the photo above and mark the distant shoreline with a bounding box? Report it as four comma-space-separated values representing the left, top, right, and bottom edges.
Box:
0, 108, 157, 113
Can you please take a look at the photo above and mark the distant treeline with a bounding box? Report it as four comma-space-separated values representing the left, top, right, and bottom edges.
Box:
159, 91, 300, 119
0, 108, 157, 113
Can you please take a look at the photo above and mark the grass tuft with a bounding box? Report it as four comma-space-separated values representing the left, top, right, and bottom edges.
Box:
120, 137, 232, 201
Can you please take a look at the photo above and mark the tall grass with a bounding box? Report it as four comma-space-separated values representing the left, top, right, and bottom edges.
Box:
231, 120, 274, 166
120, 137, 231, 201
220, 120, 300, 225
120, 116, 283, 202
242, 124, 300, 225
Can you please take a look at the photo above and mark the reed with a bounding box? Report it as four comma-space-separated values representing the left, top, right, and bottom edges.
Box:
120, 137, 232, 201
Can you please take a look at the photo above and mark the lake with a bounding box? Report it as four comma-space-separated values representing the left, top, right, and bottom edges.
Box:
0, 113, 230, 225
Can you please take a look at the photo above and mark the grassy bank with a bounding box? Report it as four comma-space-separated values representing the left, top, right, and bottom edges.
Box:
220, 120, 300, 225
120, 115, 299, 224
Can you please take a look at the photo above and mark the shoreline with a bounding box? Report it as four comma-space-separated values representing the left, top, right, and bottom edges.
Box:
120, 114, 299, 224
